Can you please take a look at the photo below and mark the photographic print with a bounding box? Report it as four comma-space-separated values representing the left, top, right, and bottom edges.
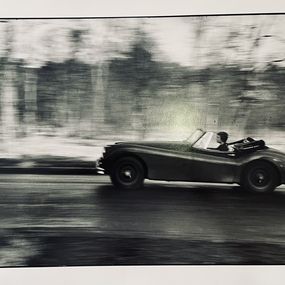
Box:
0, 14, 285, 267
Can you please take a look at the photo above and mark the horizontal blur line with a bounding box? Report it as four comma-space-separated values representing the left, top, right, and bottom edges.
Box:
0, 181, 109, 185
1, 13, 285, 20
0, 167, 97, 175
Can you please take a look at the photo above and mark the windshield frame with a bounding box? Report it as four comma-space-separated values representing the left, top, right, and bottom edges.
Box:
191, 130, 236, 153
185, 129, 206, 145
192, 131, 216, 150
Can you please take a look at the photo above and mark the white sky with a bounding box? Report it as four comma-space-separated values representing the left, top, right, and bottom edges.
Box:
144, 18, 193, 65
144, 15, 285, 69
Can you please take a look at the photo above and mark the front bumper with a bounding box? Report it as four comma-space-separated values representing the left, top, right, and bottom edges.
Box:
95, 158, 105, 174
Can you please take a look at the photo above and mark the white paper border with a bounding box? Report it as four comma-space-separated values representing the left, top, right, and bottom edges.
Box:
0, 0, 284, 18
0, 0, 285, 284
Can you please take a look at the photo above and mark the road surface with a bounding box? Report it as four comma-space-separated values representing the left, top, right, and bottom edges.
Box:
0, 174, 285, 266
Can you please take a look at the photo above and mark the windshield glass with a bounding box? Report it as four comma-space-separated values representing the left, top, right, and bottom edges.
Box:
193, 132, 214, 149
193, 131, 215, 149
185, 129, 205, 144
192, 131, 234, 151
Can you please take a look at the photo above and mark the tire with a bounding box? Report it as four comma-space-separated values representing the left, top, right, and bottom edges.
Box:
241, 161, 279, 193
110, 157, 145, 190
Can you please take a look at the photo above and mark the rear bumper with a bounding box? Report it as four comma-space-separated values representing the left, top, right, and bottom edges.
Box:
273, 159, 285, 184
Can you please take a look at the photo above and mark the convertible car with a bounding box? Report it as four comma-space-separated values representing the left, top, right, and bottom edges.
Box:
95, 129, 285, 193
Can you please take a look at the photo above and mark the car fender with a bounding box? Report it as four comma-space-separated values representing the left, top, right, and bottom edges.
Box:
101, 146, 151, 175
101, 145, 192, 179
237, 155, 285, 185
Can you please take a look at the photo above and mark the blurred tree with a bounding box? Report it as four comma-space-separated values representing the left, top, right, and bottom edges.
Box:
0, 17, 284, 143
66, 28, 88, 136
76, 19, 138, 137
109, 30, 158, 138
0, 21, 17, 140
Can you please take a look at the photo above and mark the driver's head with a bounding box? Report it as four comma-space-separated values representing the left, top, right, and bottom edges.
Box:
216, 131, 228, 144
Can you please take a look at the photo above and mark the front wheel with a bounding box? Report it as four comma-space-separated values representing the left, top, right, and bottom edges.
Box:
110, 157, 145, 190
241, 161, 279, 193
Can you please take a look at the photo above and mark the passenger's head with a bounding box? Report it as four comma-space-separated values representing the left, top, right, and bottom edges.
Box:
216, 131, 228, 144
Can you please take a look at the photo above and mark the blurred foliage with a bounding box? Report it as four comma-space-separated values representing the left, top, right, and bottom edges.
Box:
0, 17, 284, 141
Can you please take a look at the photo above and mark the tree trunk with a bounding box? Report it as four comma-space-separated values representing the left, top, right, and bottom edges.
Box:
1, 62, 17, 141
0, 23, 18, 142
24, 67, 38, 134
91, 62, 108, 138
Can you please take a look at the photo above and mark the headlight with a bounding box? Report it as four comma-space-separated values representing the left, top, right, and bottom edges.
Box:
103, 145, 112, 155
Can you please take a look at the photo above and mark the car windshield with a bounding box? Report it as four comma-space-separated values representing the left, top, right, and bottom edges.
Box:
192, 131, 235, 151
193, 131, 216, 149
185, 129, 205, 144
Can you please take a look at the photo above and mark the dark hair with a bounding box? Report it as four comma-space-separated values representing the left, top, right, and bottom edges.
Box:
217, 131, 228, 143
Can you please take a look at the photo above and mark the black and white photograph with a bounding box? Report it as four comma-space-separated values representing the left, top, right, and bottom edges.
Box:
0, 6, 285, 275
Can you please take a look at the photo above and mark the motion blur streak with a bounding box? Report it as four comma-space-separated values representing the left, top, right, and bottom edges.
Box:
0, 16, 284, 154
0, 175, 285, 266
0, 16, 285, 267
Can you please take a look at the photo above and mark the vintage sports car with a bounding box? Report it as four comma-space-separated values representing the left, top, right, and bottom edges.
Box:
96, 129, 285, 193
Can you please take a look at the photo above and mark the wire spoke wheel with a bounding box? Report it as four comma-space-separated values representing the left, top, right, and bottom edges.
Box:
249, 168, 270, 188
111, 157, 145, 190
242, 161, 279, 193
118, 164, 138, 184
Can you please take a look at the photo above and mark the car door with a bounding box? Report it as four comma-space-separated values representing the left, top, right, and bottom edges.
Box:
142, 143, 198, 181
187, 147, 238, 183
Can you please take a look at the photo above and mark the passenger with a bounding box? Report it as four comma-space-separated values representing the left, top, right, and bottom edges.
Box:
216, 131, 229, 151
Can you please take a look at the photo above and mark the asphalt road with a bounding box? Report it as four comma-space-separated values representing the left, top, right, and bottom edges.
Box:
0, 174, 285, 266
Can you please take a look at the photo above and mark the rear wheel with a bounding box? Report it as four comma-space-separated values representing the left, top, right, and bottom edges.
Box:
110, 157, 145, 190
241, 161, 279, 193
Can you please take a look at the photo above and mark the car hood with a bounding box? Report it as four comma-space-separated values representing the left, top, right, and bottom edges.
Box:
114, 141, 191, 152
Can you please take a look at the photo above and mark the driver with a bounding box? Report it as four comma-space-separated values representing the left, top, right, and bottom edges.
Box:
216, 131, 229, 151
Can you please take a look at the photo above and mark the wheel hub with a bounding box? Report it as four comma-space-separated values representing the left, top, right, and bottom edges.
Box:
251, 169, 269, 187
257, 173, 265, 184
122, 169, 132, 179
118, 165, 137, 183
